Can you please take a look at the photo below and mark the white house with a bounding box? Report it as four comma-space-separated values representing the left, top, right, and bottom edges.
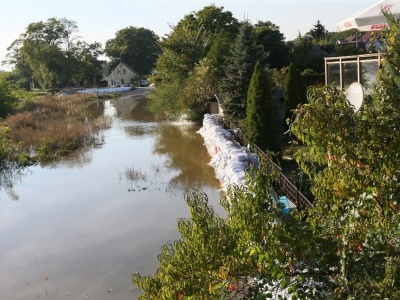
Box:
107, 62, 139, 87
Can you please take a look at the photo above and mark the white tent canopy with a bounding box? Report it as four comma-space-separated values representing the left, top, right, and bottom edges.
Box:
337, 0, 400, 32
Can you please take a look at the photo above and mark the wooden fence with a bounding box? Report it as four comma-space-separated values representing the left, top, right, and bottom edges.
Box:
229, 123, 313, 210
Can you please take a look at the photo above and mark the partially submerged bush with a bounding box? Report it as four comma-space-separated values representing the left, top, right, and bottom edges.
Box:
3, 94, 111, 163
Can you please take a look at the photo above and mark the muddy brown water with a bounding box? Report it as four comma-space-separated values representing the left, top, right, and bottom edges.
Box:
0, 97, 224, 299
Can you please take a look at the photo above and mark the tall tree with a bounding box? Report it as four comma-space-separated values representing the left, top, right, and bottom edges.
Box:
5, 18, 103, 89
245, 62, 280, 152
254, 21, 289, 69
104, 26, 160, 77
147, 24, 208, 120
3, 38, 32, 86
133, 15, 400, 300
178, 58, 218, 123
72, 41, 104, 86
159, 4, 239, 80
148, 5, 238, 120
284, 63, 307, 118
206, 29, 237, 81
288, 33, 325, 73
176, 4, 239, 37
221, 21, 264, 122
308, 20, 328, 41
0, 73, 18, 117
21, 19, 68, 88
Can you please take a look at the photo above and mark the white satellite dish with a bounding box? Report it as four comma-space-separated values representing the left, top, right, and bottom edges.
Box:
347, 82, 364, 112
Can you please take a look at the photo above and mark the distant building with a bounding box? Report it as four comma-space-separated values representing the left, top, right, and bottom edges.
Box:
107, 62, 139, 87
326, 31, 383, 92
336, 31, 383, 52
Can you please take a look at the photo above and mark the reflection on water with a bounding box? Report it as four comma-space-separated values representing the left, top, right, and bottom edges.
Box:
0, 165, 32, 201
0, 97, 223, 299
154, 125, 221, 191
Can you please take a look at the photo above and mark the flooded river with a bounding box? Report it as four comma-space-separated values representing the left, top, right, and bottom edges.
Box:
0, 96, 223, 299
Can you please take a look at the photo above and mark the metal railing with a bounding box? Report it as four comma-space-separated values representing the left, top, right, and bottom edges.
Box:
229, 122, 313, 210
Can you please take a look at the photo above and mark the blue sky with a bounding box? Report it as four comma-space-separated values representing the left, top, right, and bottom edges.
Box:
0, 0, 377, 70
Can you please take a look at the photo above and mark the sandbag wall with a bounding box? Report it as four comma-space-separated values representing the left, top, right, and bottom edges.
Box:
197, 114, 259, 192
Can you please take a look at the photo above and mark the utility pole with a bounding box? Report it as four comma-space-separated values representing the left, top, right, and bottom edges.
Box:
356, 31, 358, 48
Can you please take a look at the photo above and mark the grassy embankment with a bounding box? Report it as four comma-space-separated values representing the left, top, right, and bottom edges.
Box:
0, 93, 112, 165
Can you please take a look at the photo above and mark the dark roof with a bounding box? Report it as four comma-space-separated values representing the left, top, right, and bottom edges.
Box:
361, 32, 372, 43
121, 62, 139, 75
109, 62, 139, 77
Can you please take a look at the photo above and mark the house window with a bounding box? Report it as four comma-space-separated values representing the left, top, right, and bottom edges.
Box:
123, 69, 126, 74
121, 78, 125, 84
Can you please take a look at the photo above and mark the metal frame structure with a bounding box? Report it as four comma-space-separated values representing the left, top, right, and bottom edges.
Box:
324, 53, 382, 91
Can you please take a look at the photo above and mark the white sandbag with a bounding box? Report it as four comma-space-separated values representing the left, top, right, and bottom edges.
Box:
197, 114, 259, 191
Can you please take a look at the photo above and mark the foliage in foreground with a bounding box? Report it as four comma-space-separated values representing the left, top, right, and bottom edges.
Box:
289, 14, 400, 298
132, 168, 334, 299
290, 85, 400, 299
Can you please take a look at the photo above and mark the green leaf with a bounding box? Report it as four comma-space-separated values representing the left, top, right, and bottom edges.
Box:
280, 279, 288, 289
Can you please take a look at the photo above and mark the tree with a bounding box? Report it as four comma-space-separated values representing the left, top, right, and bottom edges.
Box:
5, 18, 103, 89
70, 41, 104, 87
176, 4, 239, 37
221, 22, 264, 122
147, 24, 207, 120
159, 4, 238, 80
178, 58, 218, 123
148, 5, 239, 120
254, 21, 289, 69
308, 20, 327, 41
2, 38, 32, 90
134, 12, 400, 299
22, 18, 81, 88
0, 72, 18, 117
206, 29, 237, 80
132, 13, 400, 299
335, 44, 366, 56
288, 33, 325, 73
245, 62, 280, 152
104, 26, 160, 77
284, 63, 307, 118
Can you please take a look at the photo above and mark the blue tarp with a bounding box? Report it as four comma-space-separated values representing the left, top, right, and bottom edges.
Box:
279, 196, 290, 215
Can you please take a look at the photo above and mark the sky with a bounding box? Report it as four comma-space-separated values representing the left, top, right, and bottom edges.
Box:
0, 0, 379, 71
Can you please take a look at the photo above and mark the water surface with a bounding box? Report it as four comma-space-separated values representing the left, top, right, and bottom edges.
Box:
0, 97, 223, 299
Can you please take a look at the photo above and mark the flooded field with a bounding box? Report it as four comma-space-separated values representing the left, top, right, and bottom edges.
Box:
0, 96, 223, 299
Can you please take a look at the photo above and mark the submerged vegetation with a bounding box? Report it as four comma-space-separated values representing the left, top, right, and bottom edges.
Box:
0, 93, 111, 165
